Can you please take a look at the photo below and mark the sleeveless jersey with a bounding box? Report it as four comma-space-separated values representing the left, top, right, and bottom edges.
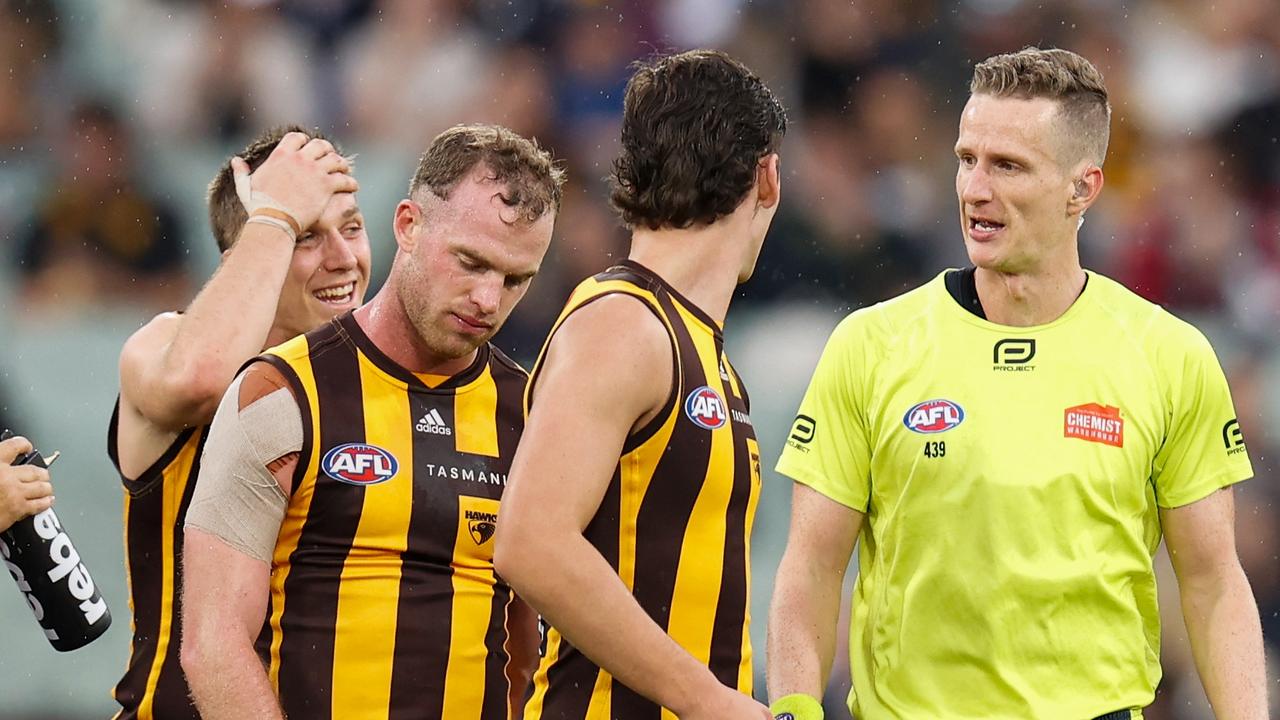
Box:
257, 312, 528, 720
525, 260, 763, 719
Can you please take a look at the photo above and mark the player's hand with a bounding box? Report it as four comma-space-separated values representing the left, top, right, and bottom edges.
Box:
678, 686, 772, 720
231, 131, 359, 235
0, 435, 53, 533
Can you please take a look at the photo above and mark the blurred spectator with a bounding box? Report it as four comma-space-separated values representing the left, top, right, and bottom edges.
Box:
124, 0, 321, 141
550, 6, 637, 172
11, 101, 191, 313
340, 0, 491, 149
0, 0, 61, 150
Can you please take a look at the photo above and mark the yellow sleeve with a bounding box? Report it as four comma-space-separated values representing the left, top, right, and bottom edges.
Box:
775, 314, 873, 511
1150, 321, 1254, 508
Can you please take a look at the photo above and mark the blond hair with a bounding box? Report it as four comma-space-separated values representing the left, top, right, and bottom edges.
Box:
971, 47, 1111, 166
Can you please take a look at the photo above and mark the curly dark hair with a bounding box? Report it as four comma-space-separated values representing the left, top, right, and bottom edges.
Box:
410, 124, 565, 225
207, 125, 340, 252
610, 49, 787, 231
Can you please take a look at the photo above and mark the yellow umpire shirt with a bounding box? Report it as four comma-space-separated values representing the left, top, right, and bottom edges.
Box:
775, 270, 1254, 719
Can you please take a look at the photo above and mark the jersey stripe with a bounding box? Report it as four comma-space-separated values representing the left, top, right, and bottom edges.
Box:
110, 402, 205, 720
262, 338, 320, 694
330, 354, 413, 715
456, 364, 500, 457
277, 330, 367, 720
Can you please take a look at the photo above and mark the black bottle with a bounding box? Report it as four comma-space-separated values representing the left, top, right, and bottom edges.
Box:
0, 430, 112, 651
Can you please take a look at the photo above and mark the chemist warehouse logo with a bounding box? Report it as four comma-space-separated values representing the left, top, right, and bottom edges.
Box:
322, 443, 399, 486
1064, 403, 1124, 448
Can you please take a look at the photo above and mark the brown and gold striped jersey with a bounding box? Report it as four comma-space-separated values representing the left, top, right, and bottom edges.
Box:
256, 312, 527, 720
109, 406, 206, 720
524, 260, 763, 719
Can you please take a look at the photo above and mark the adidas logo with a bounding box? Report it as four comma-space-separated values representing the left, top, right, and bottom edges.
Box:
415, 408, 453, 436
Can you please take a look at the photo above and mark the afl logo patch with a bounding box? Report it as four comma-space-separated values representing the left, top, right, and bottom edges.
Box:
684, 386, 728, 430
903, 399, 965, 434
322, 443, 399, 486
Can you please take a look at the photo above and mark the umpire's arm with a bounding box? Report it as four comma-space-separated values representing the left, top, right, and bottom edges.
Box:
1162, 487, 1268, 719
766, 483, 861, 708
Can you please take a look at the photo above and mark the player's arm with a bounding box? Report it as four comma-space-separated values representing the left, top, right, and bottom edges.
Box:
494, 295, 769, 720
117, 133, 354, 435
505, 595, 540, 719
181, 362, 300, 720
766, 484, 861, 718
1162, 487, 1267, 719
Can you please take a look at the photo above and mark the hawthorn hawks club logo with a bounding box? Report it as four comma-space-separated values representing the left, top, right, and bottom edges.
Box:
685, 386, 728, 430
903, 399, 965, 434
321, 443, 399, 486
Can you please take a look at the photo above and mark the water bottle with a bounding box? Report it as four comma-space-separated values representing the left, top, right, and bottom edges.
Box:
0, 430, 112, 651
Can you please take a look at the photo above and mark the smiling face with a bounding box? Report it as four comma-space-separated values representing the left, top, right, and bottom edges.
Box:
954, 94, 1087, 274
271, 192, 372, 343
392, 168, 554, 363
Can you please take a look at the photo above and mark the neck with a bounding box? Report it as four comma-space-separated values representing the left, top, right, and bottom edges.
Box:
263, 325, 295, 351
354, 281, 478, 376
974, 249, 1086, 327
627, 212, 753, 324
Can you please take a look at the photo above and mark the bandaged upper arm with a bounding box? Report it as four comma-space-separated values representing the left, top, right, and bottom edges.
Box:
185, 372, 302, 563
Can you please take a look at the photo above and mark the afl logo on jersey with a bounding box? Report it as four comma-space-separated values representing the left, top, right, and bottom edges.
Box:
322, 443, 399, 486
685, 386, 728, 430
903, 399, 965, 434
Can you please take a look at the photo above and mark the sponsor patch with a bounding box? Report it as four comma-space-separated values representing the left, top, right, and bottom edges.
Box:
1064, 403, 1124, 447
993, 338, 1036, 371
322, 443, 399, 486
685, 386, 728, 430
1222, 418, 1246, 455
903, 399, 965, 434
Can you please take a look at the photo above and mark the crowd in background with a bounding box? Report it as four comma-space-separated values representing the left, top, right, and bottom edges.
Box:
0, 0, 1277, 717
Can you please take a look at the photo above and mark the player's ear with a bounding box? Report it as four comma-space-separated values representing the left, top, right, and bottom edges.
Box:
756, 153, 780, 210
393, 199, 421, 253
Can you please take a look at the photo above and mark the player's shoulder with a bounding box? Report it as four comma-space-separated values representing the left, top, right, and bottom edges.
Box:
559, 291, 668, 348
487, 343, 530, 381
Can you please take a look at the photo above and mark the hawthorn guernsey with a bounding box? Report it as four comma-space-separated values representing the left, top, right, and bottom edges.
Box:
776, 269, 1254, 718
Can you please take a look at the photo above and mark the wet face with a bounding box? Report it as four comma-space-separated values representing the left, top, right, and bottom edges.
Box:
954, 94, 1080, 274
273, 192, 372, 340
393, 171, 554, 361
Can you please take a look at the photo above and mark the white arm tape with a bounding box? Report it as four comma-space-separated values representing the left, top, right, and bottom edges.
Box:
185, 373, 302, 564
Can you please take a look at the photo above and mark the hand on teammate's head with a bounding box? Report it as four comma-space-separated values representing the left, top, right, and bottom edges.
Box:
233, 132, 359, 235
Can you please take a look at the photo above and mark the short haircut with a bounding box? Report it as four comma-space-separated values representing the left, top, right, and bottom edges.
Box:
409, 124, 565, 225
970, 46, 1111, 166
610, 49, 788, 231
207, 125, 339, 253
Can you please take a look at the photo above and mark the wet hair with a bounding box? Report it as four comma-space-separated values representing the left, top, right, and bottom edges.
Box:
207, 125, 340, 252
610, 49, 787, 230
409, 124, 565, 224
970, 46, 1111, 166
